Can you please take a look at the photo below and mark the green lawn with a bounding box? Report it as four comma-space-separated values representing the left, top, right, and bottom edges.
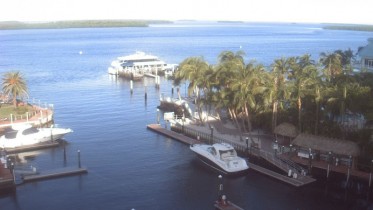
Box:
0, 103, 34, 119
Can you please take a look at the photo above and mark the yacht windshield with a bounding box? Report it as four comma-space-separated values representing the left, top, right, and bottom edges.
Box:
22, 127, 39, 135
4, 129, 17, 139
220, 149, 236, 159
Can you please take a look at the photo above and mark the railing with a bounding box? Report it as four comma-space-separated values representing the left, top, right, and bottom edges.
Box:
250, 147, 307, 175
0, 98, 54, 128
171, 122, 247, 151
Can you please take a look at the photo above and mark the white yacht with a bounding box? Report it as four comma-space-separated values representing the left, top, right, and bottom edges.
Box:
190, 143, 249, 175
108, 51, 177, 77
0, 124, 73, 149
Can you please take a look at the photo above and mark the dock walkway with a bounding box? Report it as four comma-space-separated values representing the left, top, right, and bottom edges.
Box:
22, 166, 87, 182
147, 124, 314, 187
0, 163, 14, 190
147, 124, 200, 145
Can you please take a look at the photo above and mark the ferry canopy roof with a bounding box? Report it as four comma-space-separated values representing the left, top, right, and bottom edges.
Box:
291, 134, 360, 157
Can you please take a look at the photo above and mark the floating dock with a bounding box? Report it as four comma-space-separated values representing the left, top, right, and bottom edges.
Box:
249, 163, 315, 187
22, 166, 87, 183
0, 161, 15, 190
147, 124, 201, 145
147, 124, 315, 187
5, 141, 60, 154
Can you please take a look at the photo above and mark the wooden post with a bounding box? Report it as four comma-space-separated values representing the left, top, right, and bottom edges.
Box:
346, 155, 352, 187
157, 109, 160, 124
218, 175, 223, 201
369, 160, 372, 188
130, 80, 133, 94
26, 112, 29, 122
245, 137, 249, 155
145, 86, 147, 100
78, 150, 81, 168
327, 151, 332, 179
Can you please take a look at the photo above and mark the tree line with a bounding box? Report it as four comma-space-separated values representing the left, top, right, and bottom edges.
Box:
173, 50, 373, 149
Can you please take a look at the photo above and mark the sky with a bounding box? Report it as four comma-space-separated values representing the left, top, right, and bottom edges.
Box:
0, 0, 372, 25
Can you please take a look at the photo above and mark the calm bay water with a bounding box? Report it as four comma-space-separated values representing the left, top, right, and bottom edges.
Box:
0, 22, 373, 210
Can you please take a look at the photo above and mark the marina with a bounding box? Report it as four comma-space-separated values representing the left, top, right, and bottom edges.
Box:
0, 22, 372, 209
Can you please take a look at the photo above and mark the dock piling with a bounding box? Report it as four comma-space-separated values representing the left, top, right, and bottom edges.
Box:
130, 80, 133, 94
369, 160, 373, 188
78, 150, 81, 168
145, 86, 147, 100
218, 175, 223, 201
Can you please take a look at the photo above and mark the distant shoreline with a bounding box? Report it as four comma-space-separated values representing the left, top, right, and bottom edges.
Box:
323, 24, 373, 32
0, 20, 173, 30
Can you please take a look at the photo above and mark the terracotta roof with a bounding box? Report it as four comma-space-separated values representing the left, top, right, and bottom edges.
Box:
274, 122, 298, 138
291, 133, 360, 156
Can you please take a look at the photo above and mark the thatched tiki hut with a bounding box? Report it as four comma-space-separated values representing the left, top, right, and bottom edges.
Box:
273, 122, 298, 145
292, 134, 360, 168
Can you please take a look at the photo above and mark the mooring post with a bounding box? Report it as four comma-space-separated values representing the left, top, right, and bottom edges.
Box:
145, 85, 147, 100
210, 126, 214, 145
78, 150, 81, 168
63, 142, 67, 164
369, 159, 373, 188
130, 80, 133, 94
182, 109, 185, 134
327, 151, 332, 179
157, 108, 160, 124
218, 175, 223, 201
344, 155, 353, 188
308, 148, 312, 175
245, 137, 249, 155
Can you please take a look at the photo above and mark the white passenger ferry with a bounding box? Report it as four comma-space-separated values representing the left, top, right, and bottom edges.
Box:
108, 52, 177, 77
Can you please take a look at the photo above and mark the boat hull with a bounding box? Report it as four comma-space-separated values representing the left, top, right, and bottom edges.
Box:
190, 144, 249, 175
0, 127, 73, 149
195, 153, 249, 176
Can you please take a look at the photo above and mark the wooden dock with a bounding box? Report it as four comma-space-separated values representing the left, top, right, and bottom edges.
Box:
147, 124, 201, 145
0, 161, 15, 190
214, 201, 244, 210
5, 141, 60, 154
22, 167, 87, 182
250, 163, 315, 187
147, 124, 315, 187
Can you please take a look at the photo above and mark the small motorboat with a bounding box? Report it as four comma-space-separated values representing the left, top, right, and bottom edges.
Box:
0, 124, 73, 149
190, 143, 249, 175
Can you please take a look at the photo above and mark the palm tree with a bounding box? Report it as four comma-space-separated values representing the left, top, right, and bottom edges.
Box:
319, 52, 342, 82
2, 71, 28, 107
288, 56, 318, 132
269, 57, 291, 131
174, 57, 210, 123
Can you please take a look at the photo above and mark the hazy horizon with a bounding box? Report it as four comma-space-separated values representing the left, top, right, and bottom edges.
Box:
1, 0, 372, 25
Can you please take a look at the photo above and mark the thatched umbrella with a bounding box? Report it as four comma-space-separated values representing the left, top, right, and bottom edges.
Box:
274, 122, 298, 138
292, 133, 360, 157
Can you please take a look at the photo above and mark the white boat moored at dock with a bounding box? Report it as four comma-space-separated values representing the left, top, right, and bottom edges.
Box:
0, 124, 73, 149
190, 143, 249, 175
